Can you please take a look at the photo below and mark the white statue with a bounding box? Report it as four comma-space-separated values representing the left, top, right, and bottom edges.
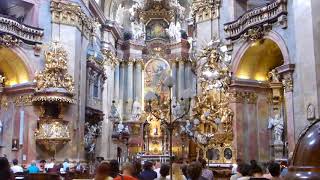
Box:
131, 21, 145, 40
0, 75, 5, 86
166, 22, 181, 41
131, 100, 142, 121
116, 4, 125, 25
268, 112, 284, 144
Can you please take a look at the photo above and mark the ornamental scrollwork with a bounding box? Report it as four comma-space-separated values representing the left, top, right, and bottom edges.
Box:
282, 74, 293, 92
0, 34, 22, 48
34, 41, 74, 94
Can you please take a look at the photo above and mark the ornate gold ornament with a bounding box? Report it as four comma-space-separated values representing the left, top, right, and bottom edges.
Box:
243, 92, 258, 104
0, 95, 8, 111
14, 95, 33, 106
102, 49, 119, 67
224, 0, 287, 41
282, 73, 293, 92
33, 41, 74, 103
34, 118, 70, 152
33, 41, 74, 153
192, 0, 220, 22
135, 1, 175, 23
191, 40, 235, 163
0, 34, 21, 48
50, 0, 95, 38
0, 16, 43, 45
242, 26, 265, 42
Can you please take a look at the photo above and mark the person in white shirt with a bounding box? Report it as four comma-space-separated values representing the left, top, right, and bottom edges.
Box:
45, 158, 55, 171
11, 159, 23, 173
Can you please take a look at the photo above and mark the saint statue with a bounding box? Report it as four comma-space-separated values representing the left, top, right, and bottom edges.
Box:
131, 21, 145, 40
268, 111, 284, 144
131, 100, 142, 121
268, 69, 280, 83
0, 74, 5, 87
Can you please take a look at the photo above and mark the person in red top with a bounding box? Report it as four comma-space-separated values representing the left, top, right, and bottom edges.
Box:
114, 162, 138, 180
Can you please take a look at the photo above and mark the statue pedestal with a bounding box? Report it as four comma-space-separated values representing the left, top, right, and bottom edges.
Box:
271, 143, 284, 160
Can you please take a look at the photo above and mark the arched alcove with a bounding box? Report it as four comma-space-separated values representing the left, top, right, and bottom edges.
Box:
235, 39, 284, 81
0, 48, 30, 86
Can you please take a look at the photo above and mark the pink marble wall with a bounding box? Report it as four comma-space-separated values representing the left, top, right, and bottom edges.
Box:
247, 102, 258, 161
230, 102, 245, 160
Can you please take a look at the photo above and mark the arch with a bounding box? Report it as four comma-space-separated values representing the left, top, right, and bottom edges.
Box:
232, 31, 290, 81
0, 47, 32, 86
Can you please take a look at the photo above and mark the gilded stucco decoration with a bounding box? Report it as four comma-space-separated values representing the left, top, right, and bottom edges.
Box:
242, 26, 265, 42
224, 0, 287, 41
33, 41, 74, 153
0, 34, 22, 48
33, 41, 74, 104
192, 0, 221, 22
282, 73, 293, 92
0, 16, 43, 45
50, 0, 95, 38
34, 119, 71, 152
0, 95, 8, 111
189, 40, 235, 163
102, 49, 118, 67
14, 95, 33, 106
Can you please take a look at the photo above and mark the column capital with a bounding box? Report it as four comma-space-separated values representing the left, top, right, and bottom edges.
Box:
228, 90, 245, 103
282, 73, 293, 93
243, 92, 258, 104
127, 58, 135, 65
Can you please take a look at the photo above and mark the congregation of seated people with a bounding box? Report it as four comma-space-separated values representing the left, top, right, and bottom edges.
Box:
0, 156, 287, 180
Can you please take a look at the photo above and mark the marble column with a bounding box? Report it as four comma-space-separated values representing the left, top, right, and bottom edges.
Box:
114, 63, 120, 101
282, 72, 295, 153
245, 92, 258, 161
171, 60, 177, 98
229, 90, 245, 160
119, 62, 125, 115
126, 59, 134, 114
135, 60, 143, 102
178, 60, 185, 99
184, 61, 192, 90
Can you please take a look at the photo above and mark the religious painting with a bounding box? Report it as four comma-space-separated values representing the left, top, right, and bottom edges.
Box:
144, 59, 171, 99
208, 148, 220, 160
12, 139, 19, 151
146, 19, 169, 40
224, 148, 233, 160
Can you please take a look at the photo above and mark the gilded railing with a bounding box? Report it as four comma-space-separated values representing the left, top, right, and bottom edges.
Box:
224, 0, 287, 41
0, 14, 44, 45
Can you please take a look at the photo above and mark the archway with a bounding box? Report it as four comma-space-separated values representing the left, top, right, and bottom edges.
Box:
235, 39, 284, 81
0, 48, 30, 86
231, 38, 289, 161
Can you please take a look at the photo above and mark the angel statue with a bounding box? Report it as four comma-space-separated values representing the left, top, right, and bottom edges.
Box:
109, 102, 120, 121
268, 111, 284, 144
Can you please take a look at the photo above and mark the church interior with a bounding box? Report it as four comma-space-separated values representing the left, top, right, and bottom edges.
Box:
0, 0, 320, 179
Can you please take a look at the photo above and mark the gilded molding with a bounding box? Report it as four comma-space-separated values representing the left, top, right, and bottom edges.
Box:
0, 34, 21, 48
228, 91, 245, 103
14, 95, 33, 106
50, 0, 94, 38
0, 15, 43, 45
0, 95, 8, 110
33, 41, 75, 104
243, 92, 258, 104
192, 0, 220, 22
282, 73, 293, 92
102, 49, 118, 67
224, 0, 287, 41
242, 26, 266, 42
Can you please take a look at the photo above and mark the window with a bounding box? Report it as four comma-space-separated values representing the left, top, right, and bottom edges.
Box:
93, 77, 99, 98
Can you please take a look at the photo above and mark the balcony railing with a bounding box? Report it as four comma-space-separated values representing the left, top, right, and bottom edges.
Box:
0, 14, 44, 45
224, 0, 287, 41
